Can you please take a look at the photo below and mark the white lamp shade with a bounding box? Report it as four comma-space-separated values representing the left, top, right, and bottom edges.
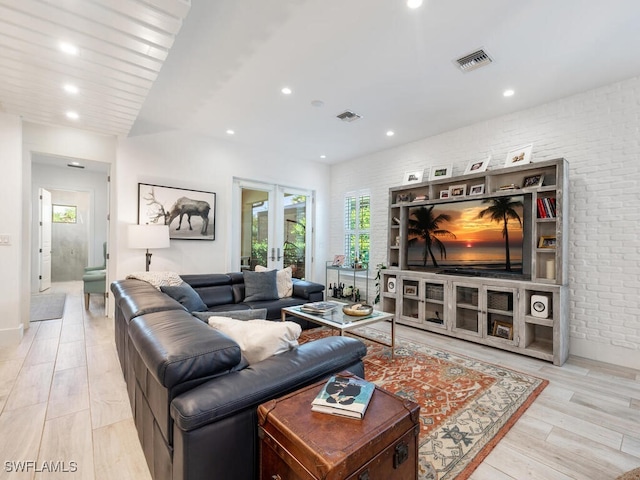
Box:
128, 224, 170, 249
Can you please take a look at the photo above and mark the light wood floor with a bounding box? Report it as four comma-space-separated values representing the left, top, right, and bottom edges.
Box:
1, 282, 638, 479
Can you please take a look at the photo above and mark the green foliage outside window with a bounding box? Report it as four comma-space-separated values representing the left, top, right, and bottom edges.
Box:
52, 205, 77, 223
344, 193, 370, 267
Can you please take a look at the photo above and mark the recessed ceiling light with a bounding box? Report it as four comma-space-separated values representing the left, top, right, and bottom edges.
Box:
226, 129, 235, 135
386, 130, 395, 137
281, 87, 292, 95
503, 89, 515, 97
320, 155, 326, 159
63, 84, 79, 94
59, 42, 79, 55
66, 111, 79, 120
407, 0, 423, 9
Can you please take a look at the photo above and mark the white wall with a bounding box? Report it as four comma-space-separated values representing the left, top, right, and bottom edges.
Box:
0, 113, 24, 346
329, 76, 640, 369
115, 130, 331, 284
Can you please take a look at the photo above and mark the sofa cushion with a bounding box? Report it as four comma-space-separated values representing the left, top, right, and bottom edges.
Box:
255, 265, 293, 298
243, 270, 279, 302
161, 283, 208, 312
207, 317, 301, 364
192, 308, 267, 323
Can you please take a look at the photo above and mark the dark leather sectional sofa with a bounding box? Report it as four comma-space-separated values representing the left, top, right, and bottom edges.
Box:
111, 273, 367, 480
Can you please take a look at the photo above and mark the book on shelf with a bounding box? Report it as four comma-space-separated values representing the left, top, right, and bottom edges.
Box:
537, 197, 557, 218
311, 375, 376, 419
300, 301, 340, 314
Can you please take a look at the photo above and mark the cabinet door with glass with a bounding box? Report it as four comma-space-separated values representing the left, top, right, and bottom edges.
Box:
451, 282, 481, 337
399, 276, 423, 326
422, 279, 448, 332
484, 287, 518, 347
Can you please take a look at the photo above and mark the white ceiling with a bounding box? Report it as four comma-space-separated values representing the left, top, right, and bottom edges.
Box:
0, 0, 190, 137
3, 1, 640, 164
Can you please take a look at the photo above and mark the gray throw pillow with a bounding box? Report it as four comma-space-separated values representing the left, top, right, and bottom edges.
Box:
243, 270, 279, 302
160, 283, 208, 312
192, 308, 268, 323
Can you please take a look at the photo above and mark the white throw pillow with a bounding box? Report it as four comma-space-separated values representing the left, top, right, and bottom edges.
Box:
207, 317, 301, 364
126, 271, 184, 290
254, 265, 293, 298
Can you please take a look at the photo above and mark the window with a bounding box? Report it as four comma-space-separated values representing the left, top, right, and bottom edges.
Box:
52, 204, 77, 223
344, 190, 370, 266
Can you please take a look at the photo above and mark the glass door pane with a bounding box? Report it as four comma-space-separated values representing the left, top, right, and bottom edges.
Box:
240, 187, 271, 270
453, 284, 480, 334
282, 191, 308, 279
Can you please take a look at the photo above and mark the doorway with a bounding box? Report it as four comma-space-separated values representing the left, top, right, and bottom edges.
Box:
31, 155, 110, 297
233, 179, 313, 279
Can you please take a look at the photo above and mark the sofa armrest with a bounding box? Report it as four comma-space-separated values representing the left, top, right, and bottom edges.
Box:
170, 336, 366, 432
129, 310, 243, 388
292, 279, 324, 300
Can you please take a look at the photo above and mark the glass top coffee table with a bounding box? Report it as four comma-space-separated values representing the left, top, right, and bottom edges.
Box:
282, 302, 396, 358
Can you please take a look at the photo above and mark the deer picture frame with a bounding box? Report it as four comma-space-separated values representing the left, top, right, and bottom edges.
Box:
138, 183, 216, 240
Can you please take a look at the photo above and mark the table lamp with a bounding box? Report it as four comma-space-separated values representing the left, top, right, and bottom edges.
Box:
128, 224, 170, 271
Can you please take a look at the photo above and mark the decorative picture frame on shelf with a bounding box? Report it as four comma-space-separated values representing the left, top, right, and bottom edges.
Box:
403, 285, 417, 296
448, 184, 467, 198
402, 170, 424, 185
464, 156, 491, 175
504, 143, 533, 167
332, 254, 346, 266
492, 321, 513, 340
429, 164, 453, 181
538, 236, 556, 249
522, 173, 544, 188
469, 184, 485, 195
439, 190, 450, 199
138, 183, 216, 240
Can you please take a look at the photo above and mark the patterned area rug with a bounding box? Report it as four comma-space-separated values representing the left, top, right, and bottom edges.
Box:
299, 327, 548, 480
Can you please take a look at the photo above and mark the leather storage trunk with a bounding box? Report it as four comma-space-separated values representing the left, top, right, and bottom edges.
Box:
258, 375, 420, 480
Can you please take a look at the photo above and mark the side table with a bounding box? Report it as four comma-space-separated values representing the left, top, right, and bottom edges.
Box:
258, 373, 419, 480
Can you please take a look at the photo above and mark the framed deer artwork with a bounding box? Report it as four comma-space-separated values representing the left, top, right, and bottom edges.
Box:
138, 183, 216, 240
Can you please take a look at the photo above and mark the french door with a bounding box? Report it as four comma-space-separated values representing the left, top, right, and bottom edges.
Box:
233, 179, 313, 279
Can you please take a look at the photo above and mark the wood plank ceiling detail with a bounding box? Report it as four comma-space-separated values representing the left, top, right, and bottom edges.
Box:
0, 0, 191, 137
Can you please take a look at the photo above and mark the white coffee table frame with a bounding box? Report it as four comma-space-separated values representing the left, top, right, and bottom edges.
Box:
282, 303, 396, 358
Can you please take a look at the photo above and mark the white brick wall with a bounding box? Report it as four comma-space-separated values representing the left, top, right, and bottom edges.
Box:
329, 76, 640, 369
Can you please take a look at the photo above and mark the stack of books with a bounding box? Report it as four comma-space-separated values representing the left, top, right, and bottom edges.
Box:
300, 301, 340, 314
537, 197, 557, 218
311, 375, 376, 419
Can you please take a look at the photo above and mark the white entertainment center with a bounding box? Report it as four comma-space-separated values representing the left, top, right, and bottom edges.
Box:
381, 158, 569, 365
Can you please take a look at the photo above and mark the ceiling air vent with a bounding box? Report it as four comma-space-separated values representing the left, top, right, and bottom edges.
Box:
336, 110, 362, 122
455, 49, 493, 72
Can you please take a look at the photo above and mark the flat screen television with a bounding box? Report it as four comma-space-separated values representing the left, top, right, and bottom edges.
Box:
406, 194, 532, 279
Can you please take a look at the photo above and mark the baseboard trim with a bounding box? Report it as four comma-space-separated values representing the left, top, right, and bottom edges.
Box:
0, 323, 24, 347
570, 337, 640, 370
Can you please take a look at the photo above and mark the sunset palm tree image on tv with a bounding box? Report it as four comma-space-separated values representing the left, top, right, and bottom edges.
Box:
407, 195, 529, 277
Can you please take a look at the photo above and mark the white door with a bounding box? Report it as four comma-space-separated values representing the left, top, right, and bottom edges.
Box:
39, 188, 52, 291
233, 180, 313, 279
